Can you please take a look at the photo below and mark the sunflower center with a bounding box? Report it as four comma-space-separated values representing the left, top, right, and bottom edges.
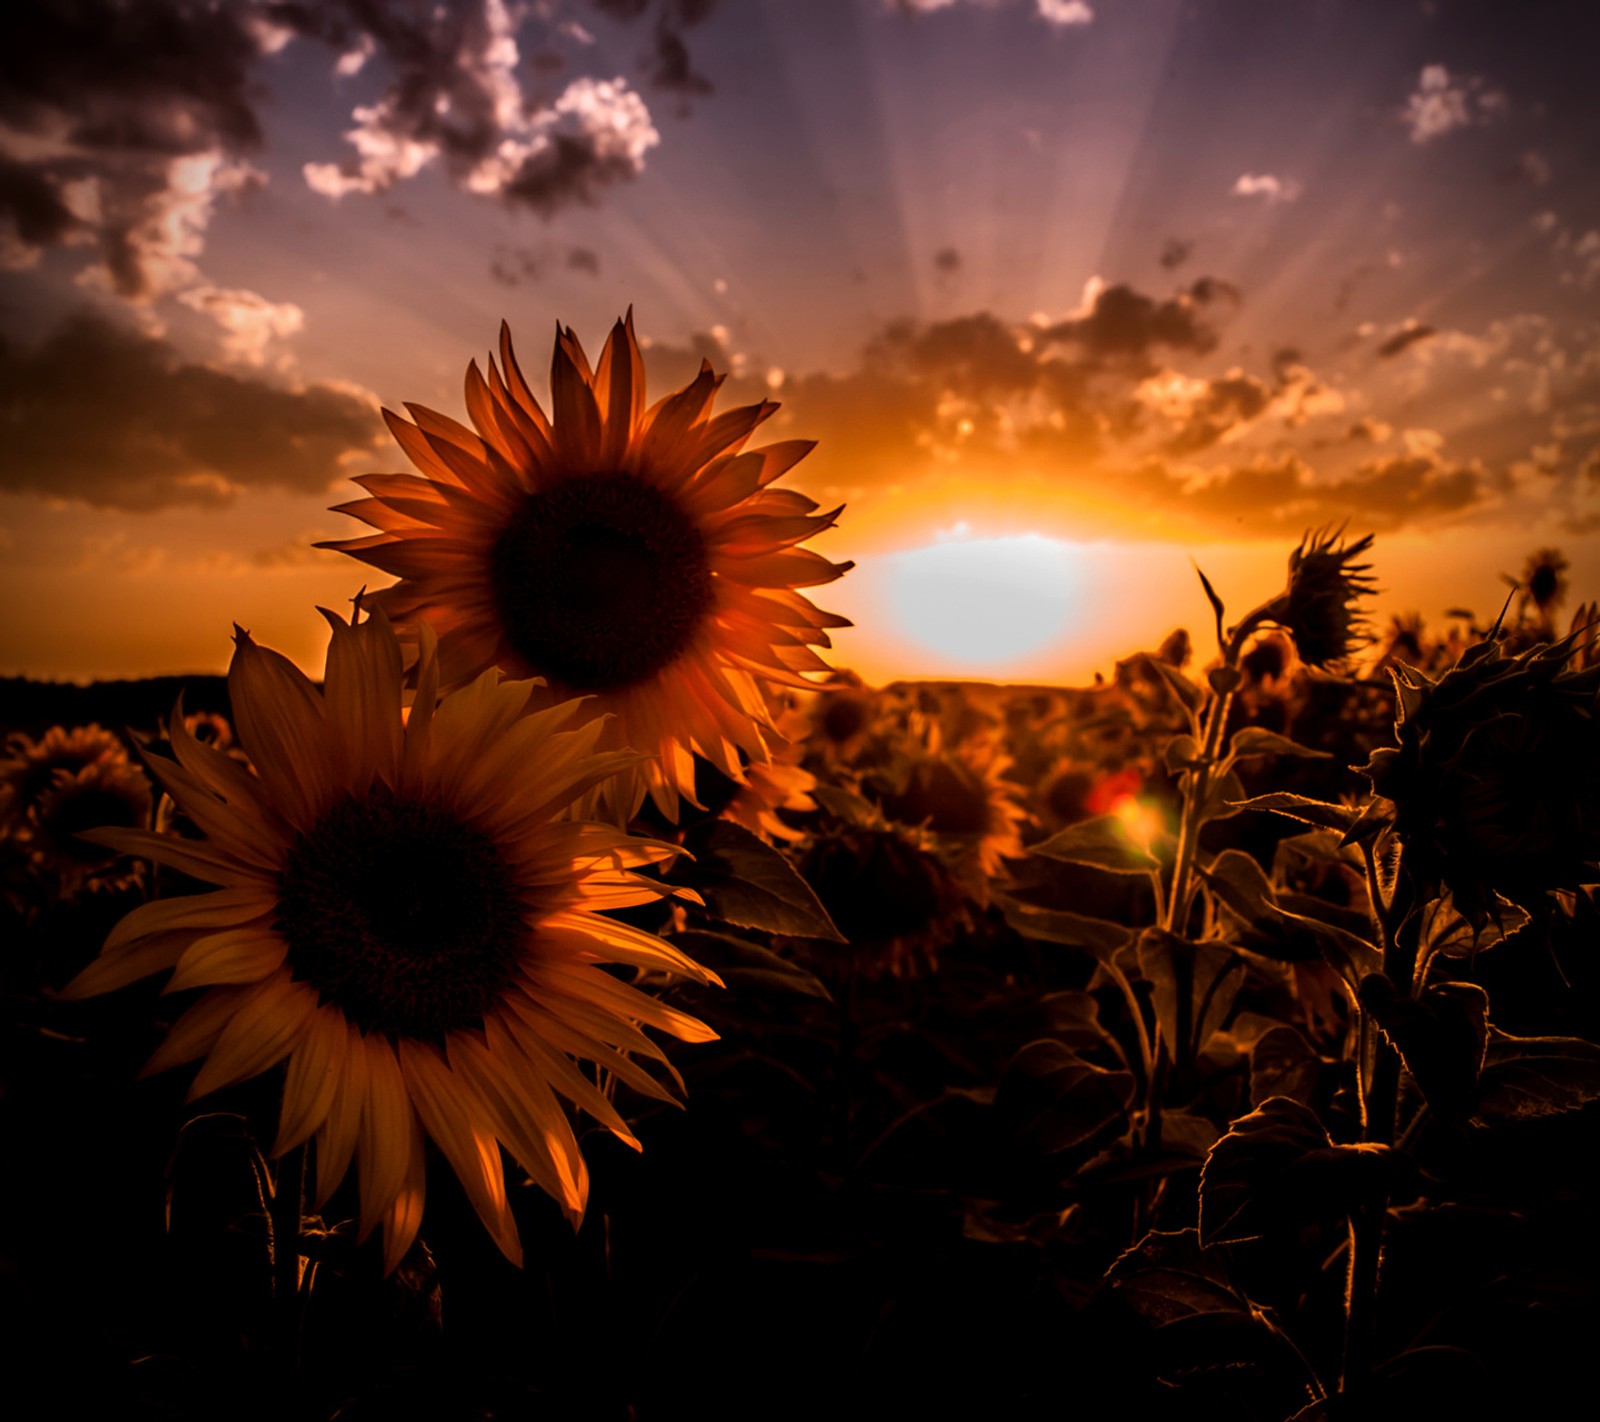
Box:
276, 787, 529, 1040
489, 472, 714, 691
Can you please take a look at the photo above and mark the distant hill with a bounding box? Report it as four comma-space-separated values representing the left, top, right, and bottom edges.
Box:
0, 675, 232, 736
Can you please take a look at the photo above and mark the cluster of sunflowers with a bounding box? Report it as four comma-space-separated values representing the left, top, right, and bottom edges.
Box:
7, 319, 1600, 1417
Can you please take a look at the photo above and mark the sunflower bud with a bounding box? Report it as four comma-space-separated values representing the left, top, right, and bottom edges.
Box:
1361, 630, 1600, 923
1263, 527, 1376, 668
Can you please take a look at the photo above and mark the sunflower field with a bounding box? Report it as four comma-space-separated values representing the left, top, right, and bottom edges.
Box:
3, 319, 1598, 1421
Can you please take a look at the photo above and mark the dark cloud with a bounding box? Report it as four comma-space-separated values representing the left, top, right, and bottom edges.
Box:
490, 242, 602, 285
0, 1, 272, 296
1158, 238, 1193, 270
0, 0, 265, 154
1042, 277, 1238, 363
1376, 323, 1436, 359
0, 157, 82, 249
0, 1, 676, 289
739, 282, 1500, 538
0, 315, 384, 511
1162, 373, 1273, 455
934, 246, 962, 274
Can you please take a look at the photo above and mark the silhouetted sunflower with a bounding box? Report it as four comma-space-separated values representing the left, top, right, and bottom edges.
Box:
1, 724, 129, 827
1520, 547, 1569, 619
322, 313, 851, 820
1363, 629, 1600, 923
30, 757, 153, 890
65, 613, 718, 1272
1259, 527, 1376, 668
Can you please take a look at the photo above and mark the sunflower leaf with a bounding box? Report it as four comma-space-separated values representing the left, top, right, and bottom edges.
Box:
1199, 1097, 1395, 1246
995, 1040, 1136, 1155
672, 820, 845, 942
1227, 792, 1361, 832
668, 929, 832, 1002
1471, 1029, 1600, 1125
1134, 929, 1243, 1066
1031, 813, 1159, 873
1225, 727, 1332, 764
998, 895, 1134, 960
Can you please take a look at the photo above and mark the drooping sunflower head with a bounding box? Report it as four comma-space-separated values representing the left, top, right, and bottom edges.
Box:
1362, 628, 1600, 923
1520, 546, 1569, 619
1262, 527, 1376, 669
65, 611, 719, 1273
321, 313, 852, 821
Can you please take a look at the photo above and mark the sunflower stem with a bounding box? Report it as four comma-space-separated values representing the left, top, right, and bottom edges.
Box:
271, 1141, 308, 1389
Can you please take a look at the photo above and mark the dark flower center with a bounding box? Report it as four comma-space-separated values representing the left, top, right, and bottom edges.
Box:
489, 472, 714, 692
276, 787, 529, 1040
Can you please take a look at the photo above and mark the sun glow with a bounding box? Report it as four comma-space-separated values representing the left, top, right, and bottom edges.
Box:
883, 535, 1082, 674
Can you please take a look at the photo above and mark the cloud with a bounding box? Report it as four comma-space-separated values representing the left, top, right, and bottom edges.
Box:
1375, 321, 1435, 359
176, 286, 304, 364
298, 4, 660, 214
1042, 276, 1238, 363
1231, 173, 1301, 204
0, 314, 384, 510
1403, 64, 1506, 144
0, 1, 274, 298
1036, 0, 1094, 24
887, 0, 1093, 22
1158, 238, 1193, 270
933, 246, 962, 274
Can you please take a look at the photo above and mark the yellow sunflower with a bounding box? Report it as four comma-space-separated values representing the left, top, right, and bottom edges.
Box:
321, 313, 852, 820
63, 611, 719, 1273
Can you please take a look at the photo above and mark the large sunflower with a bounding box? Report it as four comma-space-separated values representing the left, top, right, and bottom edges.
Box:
64, 612, 718, 1272
321, 313, 852, 819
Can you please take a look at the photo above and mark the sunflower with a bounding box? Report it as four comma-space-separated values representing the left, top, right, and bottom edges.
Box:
64, 612, 719, 1272
873, 744, 1027, 894
1, 723, 130, 829
321, 313, 852, 821
30, 756, 154, 891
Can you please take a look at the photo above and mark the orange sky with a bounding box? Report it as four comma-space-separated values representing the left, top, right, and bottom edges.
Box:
2, 1, 1597, 687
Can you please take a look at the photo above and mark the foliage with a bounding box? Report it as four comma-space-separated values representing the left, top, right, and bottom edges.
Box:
3, 538, 1598, 1418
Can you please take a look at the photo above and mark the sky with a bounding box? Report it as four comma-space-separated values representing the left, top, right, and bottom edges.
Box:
2, 0, 1598, 686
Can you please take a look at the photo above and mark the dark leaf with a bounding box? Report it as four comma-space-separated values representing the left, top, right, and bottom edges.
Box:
672, 820, 844, 941
1103, 1228, 1253, 1323
1134, 928, 1243, 1064
1152, 661, 1205, 722
669, 929, 832, 1002
1038, 989, 1125, 1059
1471, 1029, 1600, 1124
1417, 890, 1531, 964
999, 894, 1134, 960
1229, 792, 1362, 833
1226, 726, 1333, 764
1199, 1096, 1394, 1246
1264, 900, 1382, 992
1195, 561, 1228, 650
1030, 813, 1159, 874
995, 1040, 1135, 1155
1199, 848, 1278, 924
1360, 977, 1489, 1119
1250, 1025, 1336, 1110
1202, 768, 1249, 820
1163, 731, 1203, 775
